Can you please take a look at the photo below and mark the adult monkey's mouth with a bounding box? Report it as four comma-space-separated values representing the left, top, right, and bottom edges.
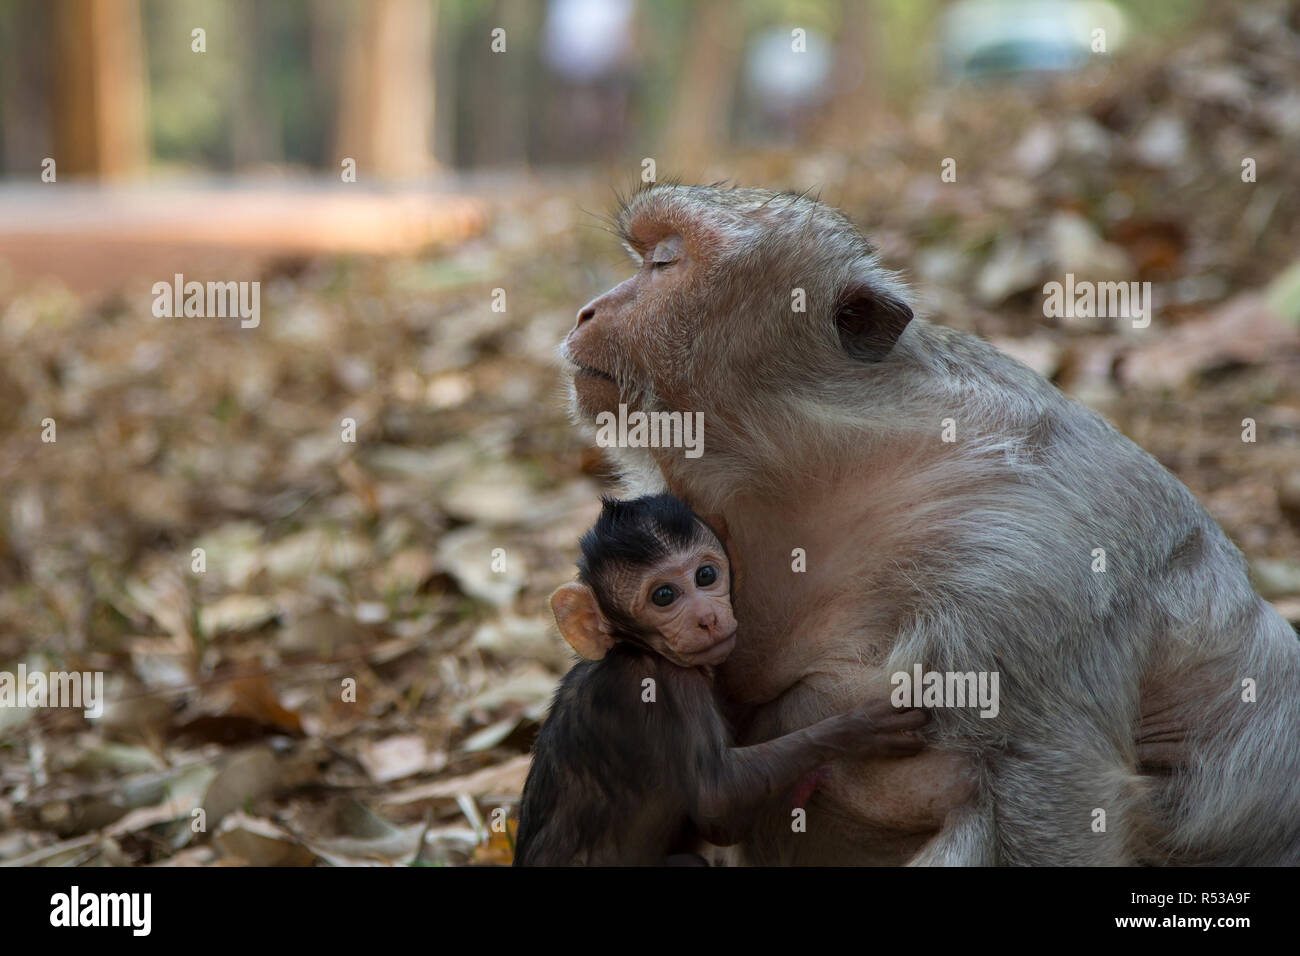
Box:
573, 362, 616, 384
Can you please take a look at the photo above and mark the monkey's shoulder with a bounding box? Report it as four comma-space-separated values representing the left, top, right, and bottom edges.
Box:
539, 650, 719, 757
556, 645, 715, 719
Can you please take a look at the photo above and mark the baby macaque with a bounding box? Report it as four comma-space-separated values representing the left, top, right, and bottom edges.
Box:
513, 494, 927, 866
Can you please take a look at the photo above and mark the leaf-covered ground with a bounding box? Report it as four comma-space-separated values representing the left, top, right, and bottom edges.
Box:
1, 5, 1298, 866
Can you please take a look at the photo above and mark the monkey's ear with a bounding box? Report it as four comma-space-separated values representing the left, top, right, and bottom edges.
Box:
550, 583, 615, 660
834, 285, 913, 362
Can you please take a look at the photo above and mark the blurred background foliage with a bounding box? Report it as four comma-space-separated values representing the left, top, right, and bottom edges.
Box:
0, 0, 1209, 178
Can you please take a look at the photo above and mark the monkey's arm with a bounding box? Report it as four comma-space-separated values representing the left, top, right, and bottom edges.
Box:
692, 701, 926, 845
1135, 659, 1228, 772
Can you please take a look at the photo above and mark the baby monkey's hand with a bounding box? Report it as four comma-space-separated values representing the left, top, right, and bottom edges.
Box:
827, 700, 928, 757
787, 703, 928, 809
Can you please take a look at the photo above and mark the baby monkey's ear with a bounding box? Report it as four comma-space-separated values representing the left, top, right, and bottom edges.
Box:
550, 582, 615, 660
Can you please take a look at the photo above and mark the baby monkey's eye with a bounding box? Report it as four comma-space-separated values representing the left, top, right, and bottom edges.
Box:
651, 585, 676, 607
695, 565, 718, 587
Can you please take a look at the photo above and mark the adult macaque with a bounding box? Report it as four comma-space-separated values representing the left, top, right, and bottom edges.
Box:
514, 494, 926, 866
557, 183, 1300, 865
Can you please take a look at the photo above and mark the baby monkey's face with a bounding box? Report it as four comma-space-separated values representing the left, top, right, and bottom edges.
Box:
630, 534, 737, 668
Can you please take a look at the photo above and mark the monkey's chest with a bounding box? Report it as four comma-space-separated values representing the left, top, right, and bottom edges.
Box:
720, 547, 896, 707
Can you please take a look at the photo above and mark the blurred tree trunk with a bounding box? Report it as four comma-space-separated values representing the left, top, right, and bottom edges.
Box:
307, 0, 347, 165
334, 0, 437, 180
1, 2, 52, 172
666, 0, 742, 171
50, 0, 147, 178
823, 0, 880, 145
230, 0, 283, 168
468, 0, 536, 167
430, 0, 458, 168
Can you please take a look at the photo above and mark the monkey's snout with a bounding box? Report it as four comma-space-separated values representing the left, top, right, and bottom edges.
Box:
575, 303, 597, 327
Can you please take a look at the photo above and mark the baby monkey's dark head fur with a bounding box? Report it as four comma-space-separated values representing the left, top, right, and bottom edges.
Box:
551, 494, 737, 669
578, 495, 716, 635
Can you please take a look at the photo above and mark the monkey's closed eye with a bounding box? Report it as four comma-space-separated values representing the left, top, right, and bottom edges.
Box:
651, 585, 676, 607
650, 236, 683, 269
695, 565, 718, 587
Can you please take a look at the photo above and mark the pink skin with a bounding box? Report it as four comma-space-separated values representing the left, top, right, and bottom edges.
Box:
790, 766, 832, 810
628, 540, 737, 668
